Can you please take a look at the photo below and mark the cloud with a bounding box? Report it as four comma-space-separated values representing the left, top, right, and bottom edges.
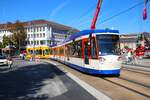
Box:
49, 1, 69, 19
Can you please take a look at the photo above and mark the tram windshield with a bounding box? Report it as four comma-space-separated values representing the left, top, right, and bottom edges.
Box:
97, 34, 120, 56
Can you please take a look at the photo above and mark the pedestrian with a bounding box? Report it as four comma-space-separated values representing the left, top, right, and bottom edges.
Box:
7, 56, 13, 69
131, 50, 138, 65
127, 50, 132, 63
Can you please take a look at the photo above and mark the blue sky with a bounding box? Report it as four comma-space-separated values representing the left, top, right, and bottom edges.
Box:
0, 0, 150, 33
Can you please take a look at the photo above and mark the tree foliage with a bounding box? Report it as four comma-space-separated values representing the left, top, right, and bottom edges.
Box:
2, 35, 13, 48
0, 42, 3, 48
10, 21, 27, 49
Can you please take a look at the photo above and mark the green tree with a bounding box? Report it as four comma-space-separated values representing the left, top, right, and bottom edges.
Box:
10, 21, 27, 53
2, 35, 13, 48
0, 42, 3, 48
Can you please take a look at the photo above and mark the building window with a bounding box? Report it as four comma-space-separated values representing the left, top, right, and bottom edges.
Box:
40, 40, 45, 45
28, 34, 30, 38
37, 27, 39, 32
40, 33, 42, 38
40, 27, 42, 31
28, 28, 30, 32
41, 27, 43, 31
37, 40, 39, 45
33, 33, 36, 38
34, 28, 35, 32
37, 34, 39, 38
31, 41, 33, 45
40, 40, 43, 45
43, 33, 45, 37
27, 41, 30, 45
34, 41, 36, 45
31, 28, 33, 32
43, 27, 45, 31
31, 34, 33, 38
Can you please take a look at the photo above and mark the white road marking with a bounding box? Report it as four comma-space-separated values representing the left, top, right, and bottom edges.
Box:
27, 76, 68, 98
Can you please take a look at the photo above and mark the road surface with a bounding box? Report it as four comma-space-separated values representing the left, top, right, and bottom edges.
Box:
0, 59, 97, 100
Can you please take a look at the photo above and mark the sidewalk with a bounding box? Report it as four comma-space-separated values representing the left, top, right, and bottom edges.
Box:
124, 58, 150, 67
123, 58, 150, 71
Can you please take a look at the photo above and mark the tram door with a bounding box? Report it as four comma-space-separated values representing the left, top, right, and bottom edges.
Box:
82, 39, 91, 64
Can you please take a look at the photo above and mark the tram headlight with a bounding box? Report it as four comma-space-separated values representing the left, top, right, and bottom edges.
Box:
99, 57, 106, 62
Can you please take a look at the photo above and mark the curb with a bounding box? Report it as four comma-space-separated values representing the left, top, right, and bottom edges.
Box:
43, 59, 112, 100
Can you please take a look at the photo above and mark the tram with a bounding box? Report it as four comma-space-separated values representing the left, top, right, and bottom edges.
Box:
50, 0, 122, 75
50, 29, 122, 75
26, 46, 52, 59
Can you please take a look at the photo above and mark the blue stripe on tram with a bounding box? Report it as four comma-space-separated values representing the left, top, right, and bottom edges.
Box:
65, 61, 120, 75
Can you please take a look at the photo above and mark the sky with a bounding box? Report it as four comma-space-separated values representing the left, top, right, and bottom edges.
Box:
0, 0, 150, 33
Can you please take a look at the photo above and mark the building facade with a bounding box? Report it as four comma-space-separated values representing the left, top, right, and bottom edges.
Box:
120, 32, 150, 50
120, 34, 138, 50
0, 20, 79, 49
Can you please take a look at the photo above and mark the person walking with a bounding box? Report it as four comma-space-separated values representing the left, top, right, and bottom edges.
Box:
132, 50, 138, 65
127, 50, 132, 63
7, 56, 13, 69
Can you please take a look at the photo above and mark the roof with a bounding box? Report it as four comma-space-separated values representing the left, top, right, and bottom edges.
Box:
64, 29, 119, 42
121, 32, 150, 37
24, 20, 79, 31
0, 20, 79, 32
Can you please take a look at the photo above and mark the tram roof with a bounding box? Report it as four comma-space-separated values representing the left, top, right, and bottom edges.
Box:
65, 29, 119, 42
51, 29, 119, 47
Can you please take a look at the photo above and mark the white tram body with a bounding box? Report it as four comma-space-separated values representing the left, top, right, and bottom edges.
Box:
50, 29, 122, 75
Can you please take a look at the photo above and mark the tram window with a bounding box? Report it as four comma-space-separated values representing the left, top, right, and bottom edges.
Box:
36, 50, 40, 54
49, 49, 52, 54
35, 50, 38, 54
77, 40, 82, 57
65, 45, 70, 60
65, 44, 70, 56
53, 48, 57, 55
70, 40, 82, 58
60, 48, 64, 55
44, 49, 49, 55
91, 38, 97, 58
39, 49, 42, 55
30, 50, 33, 54
84, 42, 89, 64
97, 35, 120, 55
43, 50, 45, 56
28, 50, 31, 54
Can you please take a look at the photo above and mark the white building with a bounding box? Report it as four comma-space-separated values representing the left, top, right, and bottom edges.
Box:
0, 24, 13, 42
0, 20, 79, 49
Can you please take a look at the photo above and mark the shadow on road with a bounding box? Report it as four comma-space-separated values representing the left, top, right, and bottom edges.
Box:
0, 62, 66, 100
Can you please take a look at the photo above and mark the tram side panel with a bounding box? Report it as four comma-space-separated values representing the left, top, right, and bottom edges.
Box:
50, 36, 121, 75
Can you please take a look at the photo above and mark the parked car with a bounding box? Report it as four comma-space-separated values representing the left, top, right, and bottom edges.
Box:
0, 55, 8, 66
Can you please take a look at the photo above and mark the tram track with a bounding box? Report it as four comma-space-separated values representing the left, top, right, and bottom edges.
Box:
43, 59, 150, 100
103, 77, 150, 99
122, 67, 150, 76
119, 76, 150, 88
